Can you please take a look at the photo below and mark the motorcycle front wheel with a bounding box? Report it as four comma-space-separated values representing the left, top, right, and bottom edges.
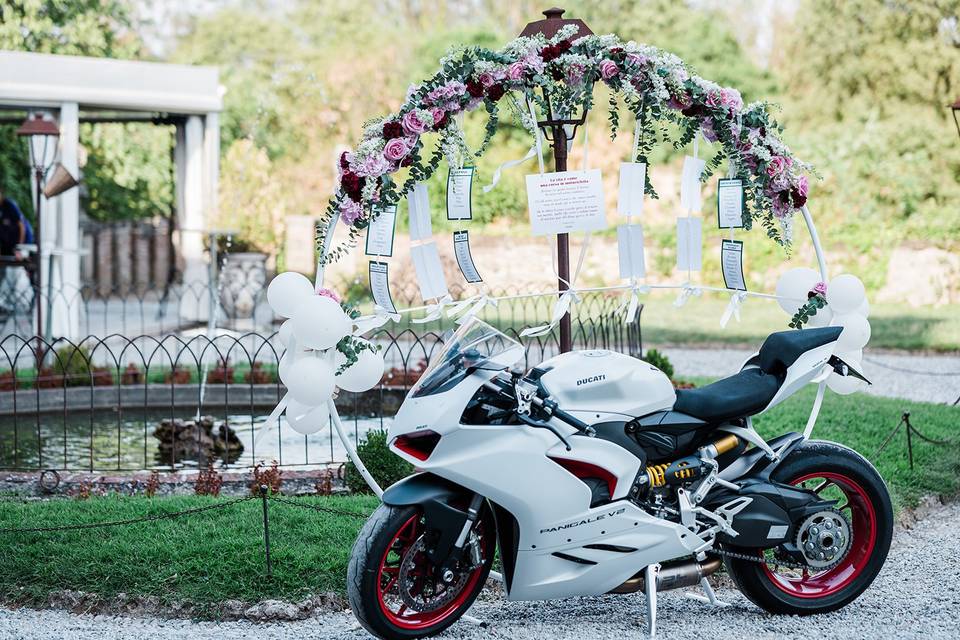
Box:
347, 503, 495, 640
723, 440, 893, 615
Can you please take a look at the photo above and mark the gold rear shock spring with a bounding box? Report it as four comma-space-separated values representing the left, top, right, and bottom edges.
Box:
646, 463, 668, 487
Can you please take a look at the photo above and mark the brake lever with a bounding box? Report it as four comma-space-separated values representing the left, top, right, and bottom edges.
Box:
516, 413, 572, 451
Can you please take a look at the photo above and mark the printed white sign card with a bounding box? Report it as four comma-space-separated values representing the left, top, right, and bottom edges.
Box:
411, 241, 448, 301
446, 167, 474, 221
407, 183, 433, 241
525, 169, 608, 235
365, 205, 397, 256
721, 239, 746, 291
617, 162, 646, 218
617, 224, 646, 279
453, 230, 483, 283
717, 178, 745, 229
680, 155, 707, 212
676, 217, 703, 272
368, 261, 397, 314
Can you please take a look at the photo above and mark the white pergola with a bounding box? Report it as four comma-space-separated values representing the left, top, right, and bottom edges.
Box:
0, 50, 223, 338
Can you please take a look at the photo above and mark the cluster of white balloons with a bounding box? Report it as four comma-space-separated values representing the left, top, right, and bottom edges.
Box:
268, 272, 386, 434
775, 268, 870, 395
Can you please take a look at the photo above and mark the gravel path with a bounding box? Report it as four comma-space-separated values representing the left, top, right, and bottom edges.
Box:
666, 347, 960, 405
3, 501, 959, 640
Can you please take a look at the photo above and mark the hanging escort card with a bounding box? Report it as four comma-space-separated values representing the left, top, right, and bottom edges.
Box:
453, 230, 483, 283
676, 217, 703, 272
680, 155, 707, 212
717, 178, 745, 229
721, 239, 746, 291
446, 167, 475, 221
617, 162, 646, 218
407, 182, 433, 241
617, 224, 646, 279
369, 261, 397, 314
411, 241, 448, 301
365, 205, 397, 257
525, 169, 608, 235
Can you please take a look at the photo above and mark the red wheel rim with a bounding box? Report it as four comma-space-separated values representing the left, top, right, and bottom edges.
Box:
376, 512, 491, 630
762, 471, 877, 599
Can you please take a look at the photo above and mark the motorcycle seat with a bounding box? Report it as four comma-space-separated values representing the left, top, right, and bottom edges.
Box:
673, 327, 842, 422
673, 368, 781, 422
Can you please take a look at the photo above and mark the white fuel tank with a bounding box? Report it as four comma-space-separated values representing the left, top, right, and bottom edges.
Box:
537, 350, 676, 421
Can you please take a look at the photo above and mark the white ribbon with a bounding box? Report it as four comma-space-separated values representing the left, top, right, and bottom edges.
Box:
673, 284, 703, 308
720, 291, 748, 328
521, 289, 580, 338
446, 293, 498, 324
618, 283, 651, 325
411, 294, 453, 324
483, 145, 536, 193
353, 305, 402, 335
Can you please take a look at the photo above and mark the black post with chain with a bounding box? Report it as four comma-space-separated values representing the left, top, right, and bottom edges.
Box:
259, 485, 273, 578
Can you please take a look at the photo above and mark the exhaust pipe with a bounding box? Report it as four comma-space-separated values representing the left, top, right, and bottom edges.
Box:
609, 556, 722, 594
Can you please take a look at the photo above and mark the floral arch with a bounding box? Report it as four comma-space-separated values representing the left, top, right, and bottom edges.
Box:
320, 23, 811, 264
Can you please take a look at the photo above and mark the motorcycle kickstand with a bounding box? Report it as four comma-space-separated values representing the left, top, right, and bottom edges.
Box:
684, 577, 730, 607
462, 612, 487, 627
643, 563, 659, 638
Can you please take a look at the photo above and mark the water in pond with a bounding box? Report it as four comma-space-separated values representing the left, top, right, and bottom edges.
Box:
0, 409, 389, 471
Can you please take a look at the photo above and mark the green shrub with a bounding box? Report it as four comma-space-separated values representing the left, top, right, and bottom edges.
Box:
344, 429, 413, 494
51, 345, 93, 377
642, 349, 674, 379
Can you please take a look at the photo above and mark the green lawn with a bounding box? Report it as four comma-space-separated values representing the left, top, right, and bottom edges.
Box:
0, 388, 957, 611
638, 296, 960, 352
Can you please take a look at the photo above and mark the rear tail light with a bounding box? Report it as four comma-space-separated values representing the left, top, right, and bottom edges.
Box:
392, 430, 441, 461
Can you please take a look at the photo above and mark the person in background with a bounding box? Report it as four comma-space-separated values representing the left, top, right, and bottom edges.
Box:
0, 188, 28, 314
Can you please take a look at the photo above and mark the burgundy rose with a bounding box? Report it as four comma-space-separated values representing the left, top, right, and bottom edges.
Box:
400, 155, 415, 168
340, 171, 364, 201
432, 110, 449, 130
550, 66, 564, 82
541, 44, 560, 62
790, 187, 807, 208
681, 104, 705, 118
382, 121, 404, 140
556, 40, 572, 54
338, 151, 351, 172
486, 84, 506, 101
466, 80, 485, 98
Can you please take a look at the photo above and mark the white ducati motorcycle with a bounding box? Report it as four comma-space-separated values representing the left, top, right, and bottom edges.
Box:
348, 319, 892, 639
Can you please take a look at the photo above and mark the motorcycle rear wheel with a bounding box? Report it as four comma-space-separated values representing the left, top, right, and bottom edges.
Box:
347, 503, 494, 639
723, 440, 893, 615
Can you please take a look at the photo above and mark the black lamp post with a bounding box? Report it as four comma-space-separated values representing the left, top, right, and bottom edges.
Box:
520, 7, 593, 354
16, 112, 60, 344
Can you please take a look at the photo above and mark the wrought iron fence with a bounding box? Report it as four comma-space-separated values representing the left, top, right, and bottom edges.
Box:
0, 293, 642, 473
0, 273, 630, 338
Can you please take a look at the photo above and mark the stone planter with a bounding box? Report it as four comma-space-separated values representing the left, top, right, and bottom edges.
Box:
219, 252, 267, 319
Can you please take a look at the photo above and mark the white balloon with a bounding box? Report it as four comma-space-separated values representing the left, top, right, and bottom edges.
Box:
286, 356, 335, 406
277, 319, 293, 345
855, 297, 870, 318
336, 342, 385, 392
806, 305, 834, 328
826, 274, 866, 315
831, 313, 872, 351
827, 371, 864, 395
267, 272, 314, 318
775, 267, 820, 315
292, 295, 351, 350
286, 398, 330, 435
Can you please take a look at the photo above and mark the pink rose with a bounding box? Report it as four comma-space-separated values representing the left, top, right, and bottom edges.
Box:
401, 110, 429, 135
599, 59, 619, 80
705, 90, 722, 108
796, 175, 809, 197
339, 198, 363, 225
766, 155, 787, 177
383, 137, 412, 162
507, 61, 525, 81
811, 281, 827, 296
478, 71, 496, 88
625, 52, 647, 67
429, 107, 445, 125
720, 87, 743, 112
316, 287, 342, 303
